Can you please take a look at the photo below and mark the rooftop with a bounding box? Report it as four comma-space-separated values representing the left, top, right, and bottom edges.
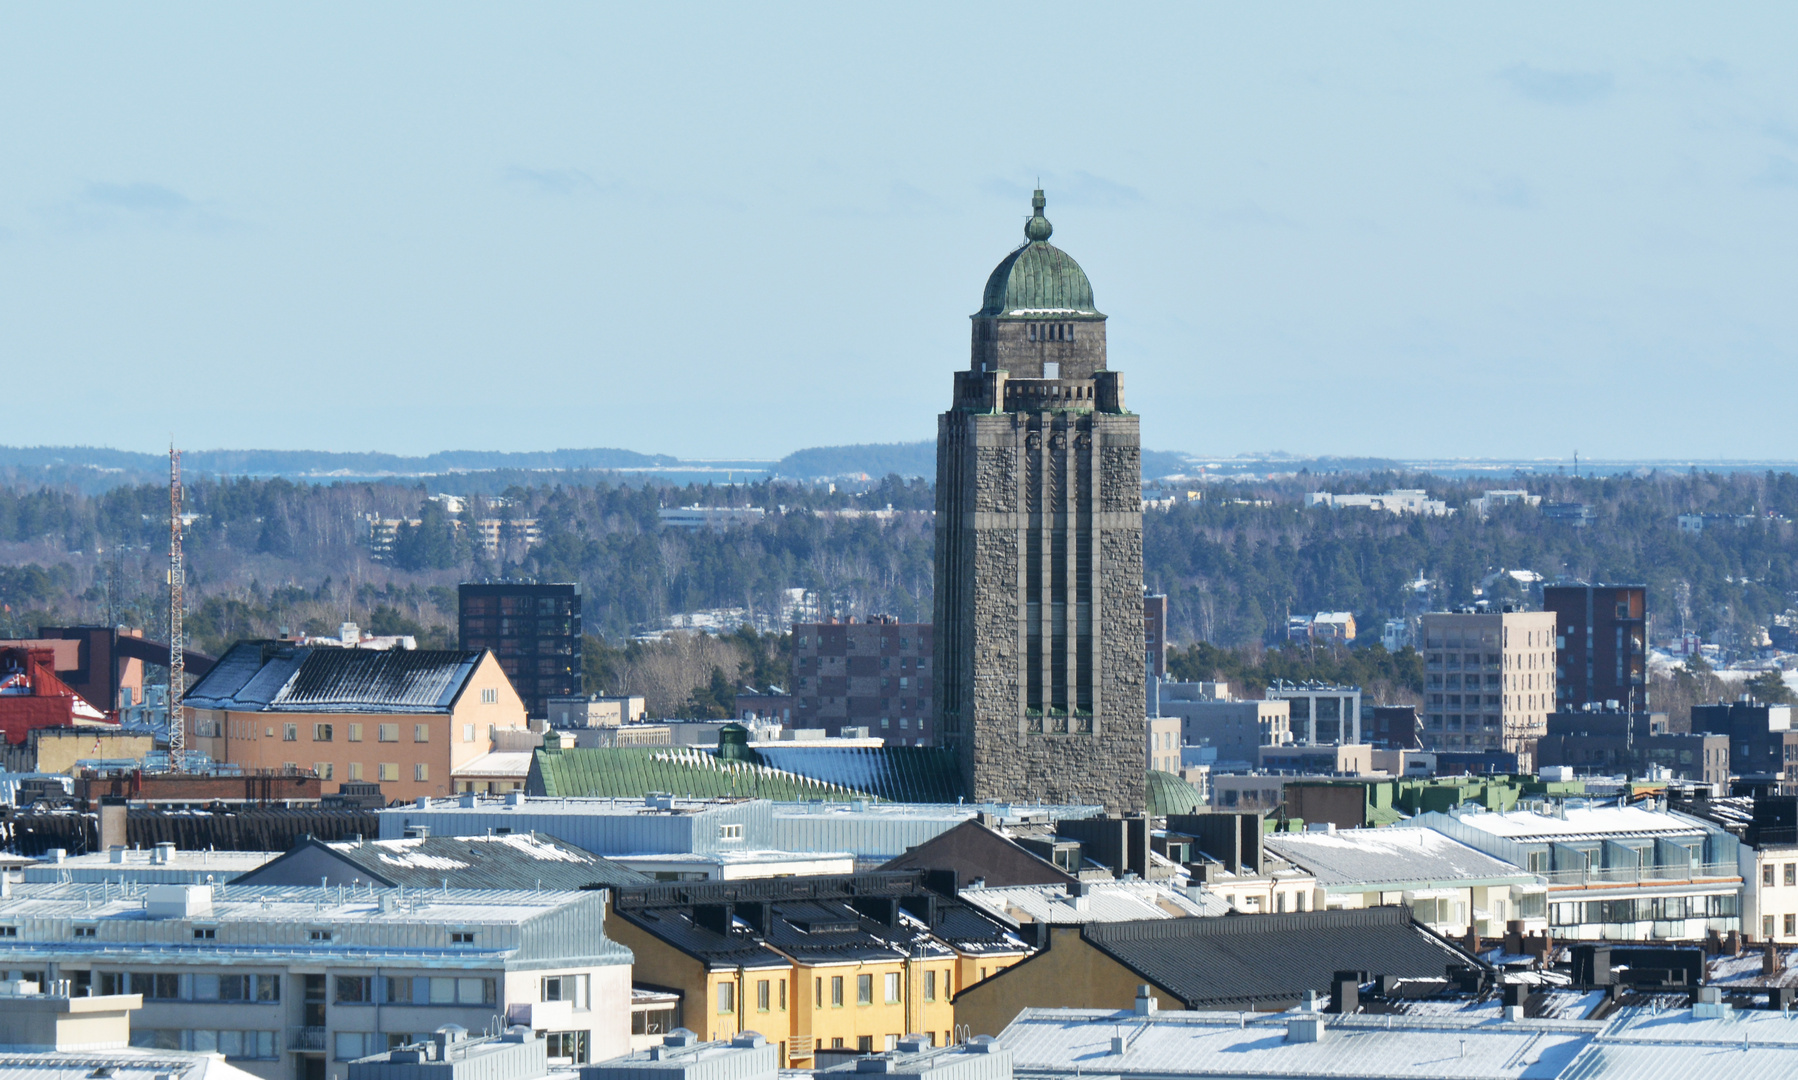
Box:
186, 642, 487, 714
958, 880, 1228, 926
974, 191, 1102, 320
1264, 827, 1543, 891
235, 832, 651, 890
1442, 805, 1713, 842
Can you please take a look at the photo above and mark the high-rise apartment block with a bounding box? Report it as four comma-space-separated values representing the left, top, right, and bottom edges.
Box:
791, 617, 933, 743
933, 191, 1146, 813
1543, 583, 1647, 710
457, 582, 581, 718
1419, 610, 1558, 767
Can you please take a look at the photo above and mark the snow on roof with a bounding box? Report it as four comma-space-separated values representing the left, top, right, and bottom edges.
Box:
1451, 805, 1710, 842
1265, 827, 1540, 889
451, 751, 536, 777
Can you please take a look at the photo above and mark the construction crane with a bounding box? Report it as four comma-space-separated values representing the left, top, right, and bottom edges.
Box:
168, 444, 185, 773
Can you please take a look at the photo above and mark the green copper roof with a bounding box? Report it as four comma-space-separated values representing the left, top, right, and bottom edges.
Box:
975, 189, 1102, 319
528, 745, 965, 804
1145, 769, 1203, 816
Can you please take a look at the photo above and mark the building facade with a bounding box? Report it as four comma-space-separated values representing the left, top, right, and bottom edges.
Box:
1690, 701, 1798, 784
0, 882, 632, 1080
1544, 583, 1647, 711
458, 583, 582, 719
1265, 681, 1361, 745
792, 618, 933, 743
933, 190, 1146, 813
1534, 708, 1729, 787
1418, 610, 1557, 768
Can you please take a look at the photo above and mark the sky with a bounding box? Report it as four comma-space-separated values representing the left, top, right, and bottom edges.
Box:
4, 4, 1797, 462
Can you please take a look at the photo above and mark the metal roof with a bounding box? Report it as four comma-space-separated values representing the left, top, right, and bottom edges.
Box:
1265, 828, 1543, 892
958, 881, 1227, 926
1076, 907, 1485, 1009
236, 833, 650, 891
0, 1049, 265, 1080
531, 747, 873, 801
186, 642, 485, 714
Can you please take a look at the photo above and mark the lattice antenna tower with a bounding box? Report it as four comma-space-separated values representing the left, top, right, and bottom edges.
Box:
168, 444, 185, 773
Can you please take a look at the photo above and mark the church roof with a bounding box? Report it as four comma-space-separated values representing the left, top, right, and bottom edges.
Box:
975, 189, 1103, 319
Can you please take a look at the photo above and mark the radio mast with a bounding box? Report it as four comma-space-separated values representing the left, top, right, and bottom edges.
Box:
168, 444, 185, 773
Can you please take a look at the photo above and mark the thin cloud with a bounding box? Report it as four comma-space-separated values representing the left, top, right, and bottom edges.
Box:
1459, 174, 1536, 210
1499, 64, 1614, 106
503, 166, 614, 197
45, 181, 236, 233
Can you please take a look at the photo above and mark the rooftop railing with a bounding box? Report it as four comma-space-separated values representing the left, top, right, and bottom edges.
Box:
1542, 862, 1740, 887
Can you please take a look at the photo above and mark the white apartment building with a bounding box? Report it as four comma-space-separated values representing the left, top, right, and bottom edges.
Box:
1304, 490, 1449, 516
1147, 716, 1181, 774
1744, 842, 1798, 943
0, 882, 633, 1080
1419, 610, 1557, 768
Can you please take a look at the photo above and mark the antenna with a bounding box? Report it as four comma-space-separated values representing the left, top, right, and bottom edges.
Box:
168, 444, 185, 774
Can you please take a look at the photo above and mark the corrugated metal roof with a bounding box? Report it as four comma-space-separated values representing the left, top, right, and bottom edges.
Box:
531, 747, 873, 801
750, 746, 965, 803
185, 643, 484, 714
1265, 828, 1542, 891
960, 881, 1227, 926
1079, 907, 1483, 1009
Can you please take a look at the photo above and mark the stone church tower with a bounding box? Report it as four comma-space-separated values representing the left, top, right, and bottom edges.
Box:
932, 190, 1145, 814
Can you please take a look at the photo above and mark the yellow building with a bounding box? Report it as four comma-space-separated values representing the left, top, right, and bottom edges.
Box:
186, 642, 528, 802
609, 875, 1029, 1067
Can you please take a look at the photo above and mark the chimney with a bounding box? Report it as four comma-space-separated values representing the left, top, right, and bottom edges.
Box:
1329, 972, 1361, 1014
1134, 985, 1158, 1015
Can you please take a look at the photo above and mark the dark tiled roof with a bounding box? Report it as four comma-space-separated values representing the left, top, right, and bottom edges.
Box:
614, 906, 792, 971
186, 643, 484, 714
878, 819, 1074, 889
237, 834, 650, 891
1081, 907, 1483, 1009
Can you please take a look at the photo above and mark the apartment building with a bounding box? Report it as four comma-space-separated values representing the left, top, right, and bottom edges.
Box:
458, 583, 582, 719
792, 618, 933, 744
1154, 682, 1290, 765
605, 873, 1028, 1067
185, 642, 530, 803
1544, 583, 1647, 710
1265, 681, 1361, 745
1535, 708, 1729, 787
0, 882, 632, 1080
1403, 804, 1742, 942
1690, 701, 1798, 783
1418, 610, 1557, 768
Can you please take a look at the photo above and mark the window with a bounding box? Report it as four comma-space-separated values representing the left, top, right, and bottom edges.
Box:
1788, 914, 1797, 937
831, 976, 843, 1007
348, 723, 363, 742
335, 1032, 377, 1061
130, 973, 184, 999
414, 724, 430, 743
779, 978, 786, 1010
283, 724, 298, 741
1767, 865, 1778, 887
857, 973, 873, 1005
1788, 863, 1796, 887
310, 929, 332, 942
481, 687, 499, 704
541, 974, 588, 1007
858, 1036, 874, 1053
816, 977, 823, 1008
885, 972, 901, 1003
451, 932, 475, 944
831, 1038, 844, 1049
378, 724, 399, 742
313, 723, 333, 742
415, 763, 429, 782
463, 724, 475, 742
924, 970, 936, 1001
336, 976, 373, 1003
633, 1005, 680, 1036
314, 763, 334, 780
193, 928, 215, 940
757, 979, 770, 1012
349, 762, 364, 781
380, 763, 399, 782
719, 823, 743, 841
544, 1031, 589, 1064
74, 926, 96, 938
1767, 915, 1777, 938
717, 982, 734, 1014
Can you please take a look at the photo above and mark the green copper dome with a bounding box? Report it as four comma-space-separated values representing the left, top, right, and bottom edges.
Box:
975, 189, 1103, 319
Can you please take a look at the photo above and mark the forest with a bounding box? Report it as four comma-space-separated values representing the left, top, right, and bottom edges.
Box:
1, 467, 1795, 717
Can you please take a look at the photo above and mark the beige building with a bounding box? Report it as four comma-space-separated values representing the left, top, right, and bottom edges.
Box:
1745, 844, 1798, 943
186, 643, 529, 803
1419, 610, 1557, 767
1147, 716, 1181, 774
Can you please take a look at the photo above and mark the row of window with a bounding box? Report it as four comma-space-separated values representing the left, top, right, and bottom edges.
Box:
130, 1029, 278, 1060
1762, 862, 1798, 887
92, 972, 494, 1006
1763, 914, 1798, 939
294, 762, 426, 783
1027, 322, 1077, 342
768, 968, 953, 1013
1549, 895, 1738, 925
461, 595, 575, 617
284, 723, 432, 743
794, 636, 924, 651
799, 656, 930, 670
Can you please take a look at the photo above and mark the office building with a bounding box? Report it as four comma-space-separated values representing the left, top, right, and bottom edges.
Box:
1690, 701, 1798, 783
933, 190, 1146, 814
1418, 610, 1557, 767
1534, 708, 1729, 786
0, 882, 632, 1080
458, 583, 582, 719
1266, 681, 1361, 745
184, 641, 531, 803
1544, 583, 1647, 711
792, 617, 933, 743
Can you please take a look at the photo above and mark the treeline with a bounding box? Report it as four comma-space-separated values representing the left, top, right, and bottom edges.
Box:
1167, 641, 1425, 706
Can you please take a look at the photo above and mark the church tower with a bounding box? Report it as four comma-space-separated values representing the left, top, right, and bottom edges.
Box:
932, 190, 1145, 814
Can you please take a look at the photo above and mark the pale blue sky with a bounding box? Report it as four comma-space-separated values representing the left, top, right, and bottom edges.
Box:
4, 4, 1796, 460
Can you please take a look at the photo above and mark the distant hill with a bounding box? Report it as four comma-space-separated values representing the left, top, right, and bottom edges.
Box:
773, 442, 937, 480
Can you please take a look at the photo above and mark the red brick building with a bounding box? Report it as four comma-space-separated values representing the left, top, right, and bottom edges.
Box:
791, 616, 934, 744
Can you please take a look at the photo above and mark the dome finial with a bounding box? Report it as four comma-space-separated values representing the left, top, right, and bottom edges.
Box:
1025, 188, 1052, 242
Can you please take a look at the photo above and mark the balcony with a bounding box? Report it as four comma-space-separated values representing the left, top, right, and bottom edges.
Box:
288, 1027, 327, 1052
1541, 862, 1740, 888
